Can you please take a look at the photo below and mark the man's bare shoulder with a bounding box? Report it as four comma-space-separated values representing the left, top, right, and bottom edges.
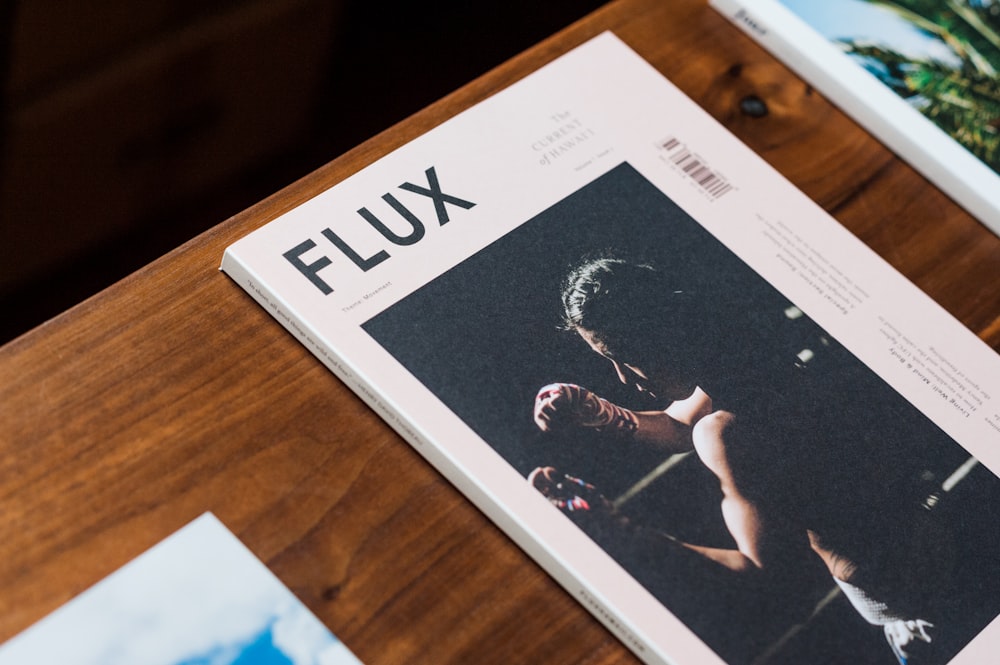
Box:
692, 410, 737, 476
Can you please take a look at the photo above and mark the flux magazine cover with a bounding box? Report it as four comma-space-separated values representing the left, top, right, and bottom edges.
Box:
222, 33, 1000, 665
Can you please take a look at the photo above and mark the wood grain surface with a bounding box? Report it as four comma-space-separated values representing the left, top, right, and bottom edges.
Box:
1, 0, 998, 663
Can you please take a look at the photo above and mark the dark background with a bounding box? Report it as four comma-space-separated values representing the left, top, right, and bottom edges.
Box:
0, 0, 605, 344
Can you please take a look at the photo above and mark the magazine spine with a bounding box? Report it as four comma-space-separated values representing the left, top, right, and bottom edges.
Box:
708, 0, 1000, 234
218, 250, 671, 665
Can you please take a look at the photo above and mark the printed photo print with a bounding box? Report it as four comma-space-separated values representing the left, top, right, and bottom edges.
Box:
781, 0, 1000, 176
0, 514, 363, 665
363, 162, 1000, 665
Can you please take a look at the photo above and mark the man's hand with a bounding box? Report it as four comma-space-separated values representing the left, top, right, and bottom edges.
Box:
533, 383, 638, 435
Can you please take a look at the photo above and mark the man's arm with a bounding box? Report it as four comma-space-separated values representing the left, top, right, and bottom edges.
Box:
638, 387, 714, 451
691, 411, 813, 572
533, 383, 708, 454
629, 411, 696, 452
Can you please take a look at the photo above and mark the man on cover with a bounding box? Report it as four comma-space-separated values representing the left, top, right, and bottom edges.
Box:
530, 255, 994, 664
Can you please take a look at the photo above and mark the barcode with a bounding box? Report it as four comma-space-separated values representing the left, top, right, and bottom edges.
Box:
658, 136, 733, 199
663, 137, 681, 151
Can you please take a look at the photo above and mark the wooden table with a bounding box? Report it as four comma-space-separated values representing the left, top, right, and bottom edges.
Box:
2, 1, 998, 663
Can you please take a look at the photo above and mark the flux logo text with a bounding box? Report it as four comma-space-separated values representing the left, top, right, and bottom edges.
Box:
283, 166, 476, 294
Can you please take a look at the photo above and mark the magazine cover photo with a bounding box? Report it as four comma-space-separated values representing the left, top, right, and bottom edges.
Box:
362, 162, 1000, 665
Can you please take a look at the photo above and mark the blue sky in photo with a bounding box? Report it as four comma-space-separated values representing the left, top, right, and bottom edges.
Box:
780, 0, 963, 66
228, 627, 293, 665
176, 624, 292, 665
176, 623, 296, 665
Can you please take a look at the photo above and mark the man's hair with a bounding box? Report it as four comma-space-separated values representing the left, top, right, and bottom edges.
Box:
559, 256, 694, 360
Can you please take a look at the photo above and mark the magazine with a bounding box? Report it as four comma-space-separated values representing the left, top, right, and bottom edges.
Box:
221, 32, 1000, 665
0, 513, 363, 665
709, 0, 1000, 234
